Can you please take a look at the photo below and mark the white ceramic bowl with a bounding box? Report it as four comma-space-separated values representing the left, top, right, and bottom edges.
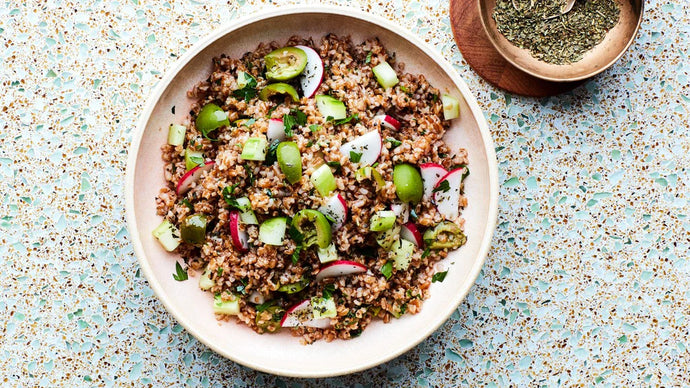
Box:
125, 5, 498, 377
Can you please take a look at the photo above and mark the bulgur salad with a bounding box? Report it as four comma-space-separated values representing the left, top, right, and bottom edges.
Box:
153, 34, 469, 343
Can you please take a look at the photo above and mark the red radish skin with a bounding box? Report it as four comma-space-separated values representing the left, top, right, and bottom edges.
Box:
266, 118, 285, 143
318, 194, 348, 229
420, 163, 448, 201
176, 161, 215, 196
280, 300, 331, 328
432, 167, 465, 220
374, 114, 401, 130
295, 45, 324, 98
229, 211, 249, 252
315, 260, 367, 282
401, 222, 423, 247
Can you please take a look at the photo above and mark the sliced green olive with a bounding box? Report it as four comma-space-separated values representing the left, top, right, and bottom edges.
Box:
195, 103, 229, 136
423, 221, 467, 250
264, 46, 308, 81
259, 83, 299, 102
393, 164, 423, 204
292, 209, 332, 248
255, 305, 285, 333
277, 141, 302, 184
180, 213, 207, 245
277, 277, 310, 294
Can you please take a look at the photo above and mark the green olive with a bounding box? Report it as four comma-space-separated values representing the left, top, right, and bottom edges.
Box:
264, 47, 308, 81
393, 164, 423, 203
277, 141, 302, 184
259, 83, 300, 102
195, 103, 229, 136
277, 277, 310, 294
255, 305, 285, 333
180, 213, 207, 245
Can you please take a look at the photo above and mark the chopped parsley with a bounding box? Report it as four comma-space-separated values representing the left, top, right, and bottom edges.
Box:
323, 283, 336, 299
326, 160, 342, 173
421, 246, 431, 259
188, 154, 204, 166
385, 138, 402, 148
333, 113, 359, 126
181, 198, 194, 211
288, 224, 304, 265
306, 140, 314, 147
263, 139, 280, 166
381, 261, 393, 279
173, 262, 188, 281
400, 85, 410, 93
283, 108, 307, 137
433, 180, 450, 193
365, 51, 373, 64
349, 151, 363, 163
309, 124, 321, 133
236, 278, 248, 294
222, 183, 242, 209
244, 164, 255, 185
255, 301, 275, 312
232, 74, 258, 102
217, 267, 223, 276
432, 270, 448, 283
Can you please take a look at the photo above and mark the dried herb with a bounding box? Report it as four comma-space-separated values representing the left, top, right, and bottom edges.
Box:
493, 0, 620, 64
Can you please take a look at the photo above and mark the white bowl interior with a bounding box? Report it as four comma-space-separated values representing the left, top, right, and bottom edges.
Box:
127, 8, 497, 377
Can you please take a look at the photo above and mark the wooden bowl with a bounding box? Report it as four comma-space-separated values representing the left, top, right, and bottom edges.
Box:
125, 5, 499, 377
478, 0, 644, 82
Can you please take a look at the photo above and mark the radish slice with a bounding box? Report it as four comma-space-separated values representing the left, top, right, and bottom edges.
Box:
373, 114, 401, 130
390, 203, 410, 223
433, 168, 465, 220
295, 45, 324, 98
340, 130, 382, 166
420, 163, 448, 201
318, 194, 348, 229
229, 211, 249, 252
280, 300, 331, 328
400, 222, 423, 247
176, 161, 215, 196
315, 260, 367, 282
266, 118, 285, 143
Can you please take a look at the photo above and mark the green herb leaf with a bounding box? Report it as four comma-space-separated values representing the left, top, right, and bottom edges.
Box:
433, 179, 450, 193
232, 75, 258, 102
173, 262, 188, 281
421, 246, 431, 259
255, 300, 275, 312
365, 51, 373, 64
432, 270, 448, 283
189, 155, 205, 166
309, 124, 321, 133
381, 261, 393, 279
288, 224, 304, 244
323, 283, 336, 299
385, 138, 402, 148
291, 109, 307, 126
334, 113, 359, 126
217, 267, 223, 276
400, 85, 409, 93
282, 113, 296, 137
292, 244, 302, 265
263, 139, 280, 166
326, 160, 342, 172
349, 151, 363, 163
181, 198, 194, 211
222, 183, 241, 209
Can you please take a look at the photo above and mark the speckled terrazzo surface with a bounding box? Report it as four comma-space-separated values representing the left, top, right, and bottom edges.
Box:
1, 0, 689, 386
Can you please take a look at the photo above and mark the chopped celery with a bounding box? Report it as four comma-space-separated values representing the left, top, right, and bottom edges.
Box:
167, 124, 186, 146
241, 137, 268, 161
152, 220, 181, 252
213, 293, 239, 315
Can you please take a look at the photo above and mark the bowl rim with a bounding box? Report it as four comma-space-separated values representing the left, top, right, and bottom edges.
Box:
125, 4, 499, 377
477, 0, 645, 82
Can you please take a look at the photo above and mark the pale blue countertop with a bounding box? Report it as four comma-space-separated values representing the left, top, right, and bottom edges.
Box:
1, 0, 689, 386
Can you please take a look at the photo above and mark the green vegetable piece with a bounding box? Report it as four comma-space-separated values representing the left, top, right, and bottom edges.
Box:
277, 141, 302, 184
259, 217, 288, 246
241, 137, 268, 161
179, 213, 207, 245
315, 95, 347, 120
423, 221, 467, 250
213, 293, 239, 315
391, 239, 415, 270
310, 164, 337, 197
311, 297, 336, 319
168, 124, 186, 146
441, 94, 460, 120
264, 46, 308, 81
380, 261, 393, 279
236, 71, 255, 88
152, 220, 181, 252
184, 148, 204, 171
292, 209, 332, 249
370, 210, 396, 232
277, 277, 310, 294
372, 61, 399, 89
199, 267, 215, 290
393, 164, 423, 203
376, 225, 400, 250
355, 166, 385, 189
255, 305, 284, 333
259, 83, 299, 102
195, 103, 229, 135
